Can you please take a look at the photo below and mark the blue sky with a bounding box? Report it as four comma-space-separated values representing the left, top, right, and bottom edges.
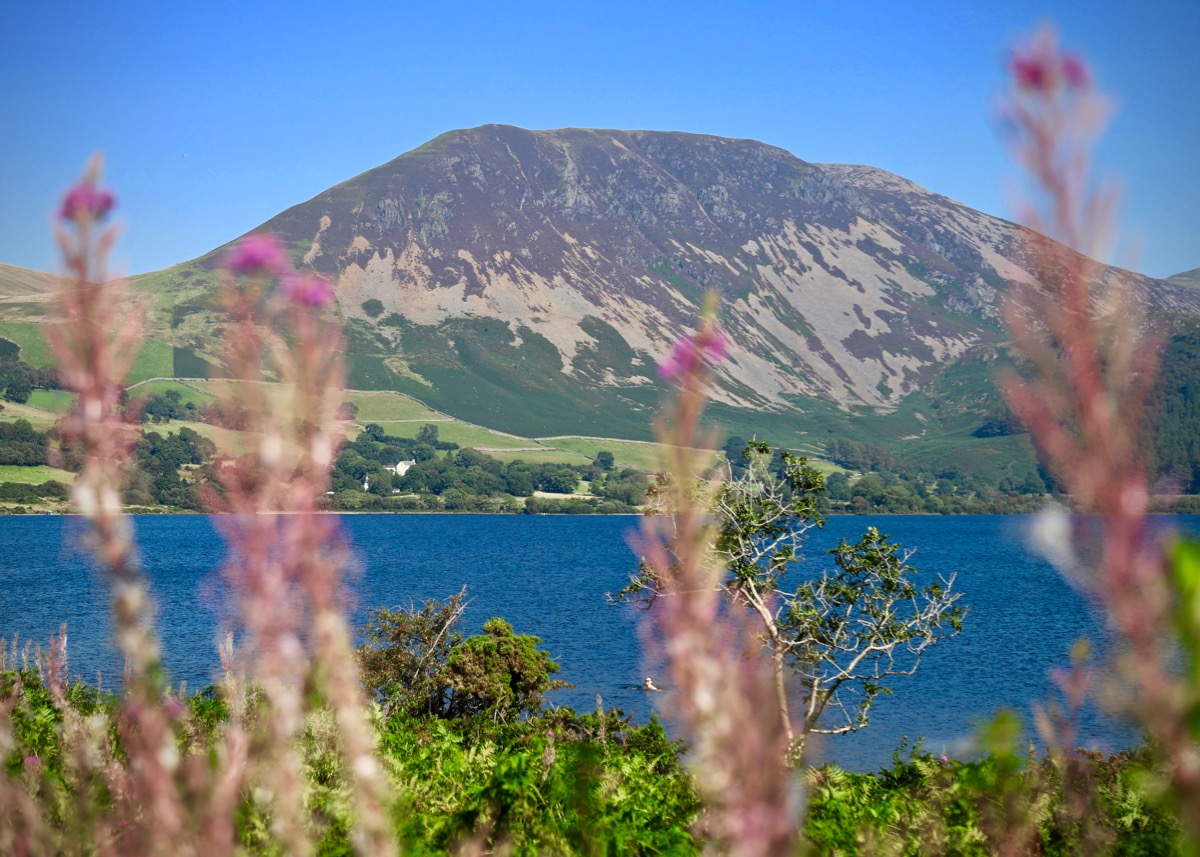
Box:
2, 1, 1196, 278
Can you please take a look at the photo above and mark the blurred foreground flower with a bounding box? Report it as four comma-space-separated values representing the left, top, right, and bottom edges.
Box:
59, 181, 115, 224
657, 325, 729, 381
1010, 31, 1089, 94
224, 232, 289, 276
212, 230, 392, 856
281, 271, 335, 308
637, 300, 799, 856
1000, 25, 1200, 845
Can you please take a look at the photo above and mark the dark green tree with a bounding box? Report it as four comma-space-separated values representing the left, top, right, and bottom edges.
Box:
721, 435, 749, 476
446, 617, 569, 721
357, 590, 567, 721
416, 423, 440, 445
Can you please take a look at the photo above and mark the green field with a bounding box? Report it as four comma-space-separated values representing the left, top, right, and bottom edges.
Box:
476, 447, 593, 465
0, 464, 75, 484
539, 437, 668, 470
0, 322, 55, 367
126, 340, 175, 384
379, 420, 543, 451
167, 419, 261, 454
127, 379, 215, 406
347, 390, 444, 422
0, 401, 61, 430
803, 458, 847, 477
0, 321, 174, 384
26, 390, 76, 412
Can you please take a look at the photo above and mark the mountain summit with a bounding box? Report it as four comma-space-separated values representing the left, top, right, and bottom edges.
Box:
24, 125, 1170, 448
196, 126, 1186, 412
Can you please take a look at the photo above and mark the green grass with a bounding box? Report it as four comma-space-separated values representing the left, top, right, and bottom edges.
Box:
894, 429, 1041, 484
0, 401, 60, 430
478, 447, 593, 465
796, 457, 847, 477
379, 420, 543, 451
539, 437, 669, 471
347, 390, 444, 422
0, 322, 55, 367
0, 464, 74, 484
126, 340, 175, 384
0, 321, 175, 385
26, 390, 76, 412
127, 379, 215, 406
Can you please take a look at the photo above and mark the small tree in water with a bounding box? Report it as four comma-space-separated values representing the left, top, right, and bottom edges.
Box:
617, 441, 965, 760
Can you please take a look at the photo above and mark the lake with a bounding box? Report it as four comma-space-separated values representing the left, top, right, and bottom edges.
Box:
0, 513, 1164, 771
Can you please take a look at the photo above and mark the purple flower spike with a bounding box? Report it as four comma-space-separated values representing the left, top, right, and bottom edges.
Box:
59, 183, 116, 223
1010, 31, 1090, 95
226, 233, 290, 276
282, 273, 335, 308
658, 326, 730, 381
1060, 54, 1090, 90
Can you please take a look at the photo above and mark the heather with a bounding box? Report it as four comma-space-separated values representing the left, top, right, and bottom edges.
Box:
5, 26, 1200, 857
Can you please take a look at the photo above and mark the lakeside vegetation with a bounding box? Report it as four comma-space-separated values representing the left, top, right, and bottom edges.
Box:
1, 626, 1182, 856
6, 373, 1200, 515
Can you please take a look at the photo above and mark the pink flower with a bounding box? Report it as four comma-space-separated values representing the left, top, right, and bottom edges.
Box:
1060, 54, 1089, 89
1011, 56, 1048, 91
658, 326, 730, 381
281, 272, 334, 308
59, 183, 115, 223
1009, 33, 1089, 94
226, 233, 290, 276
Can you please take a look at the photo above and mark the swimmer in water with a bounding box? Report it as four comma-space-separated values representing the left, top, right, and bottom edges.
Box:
643, 676, 660, 692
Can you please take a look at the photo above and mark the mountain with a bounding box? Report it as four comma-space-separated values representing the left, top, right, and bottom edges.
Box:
1170, 269, 1200, 289
0, 263, 62, 320
4, 126, 1198, 479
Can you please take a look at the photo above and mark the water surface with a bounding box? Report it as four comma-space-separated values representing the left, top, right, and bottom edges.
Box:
0, 513, 1167, 771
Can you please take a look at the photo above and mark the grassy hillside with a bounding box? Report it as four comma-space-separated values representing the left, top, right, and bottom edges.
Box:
0, 261, 1041, 492
1169, 268, 1200, 289
0, 464, 74, 484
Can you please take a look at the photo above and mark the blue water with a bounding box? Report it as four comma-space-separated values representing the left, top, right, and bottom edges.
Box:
0, 513, 1172, 771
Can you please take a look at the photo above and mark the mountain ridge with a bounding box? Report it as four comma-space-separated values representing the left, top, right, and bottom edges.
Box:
2, 126, 1197, 477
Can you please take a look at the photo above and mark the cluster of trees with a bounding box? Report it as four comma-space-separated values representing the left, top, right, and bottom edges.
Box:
727, 433, 1048, 514
0, 479, 68, 504
129, 388, 203, 423
822, 438, 1049, 512
0, 408, 653, 514
123, 427, 215, 510
0, 353, 58, 404
0, 419, 49, 466
329, 423, 649, 513
823, 469, 1047, 514
1144, 326, 1200, 494
824, 439, 899, 473
358, 588, 569, 721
